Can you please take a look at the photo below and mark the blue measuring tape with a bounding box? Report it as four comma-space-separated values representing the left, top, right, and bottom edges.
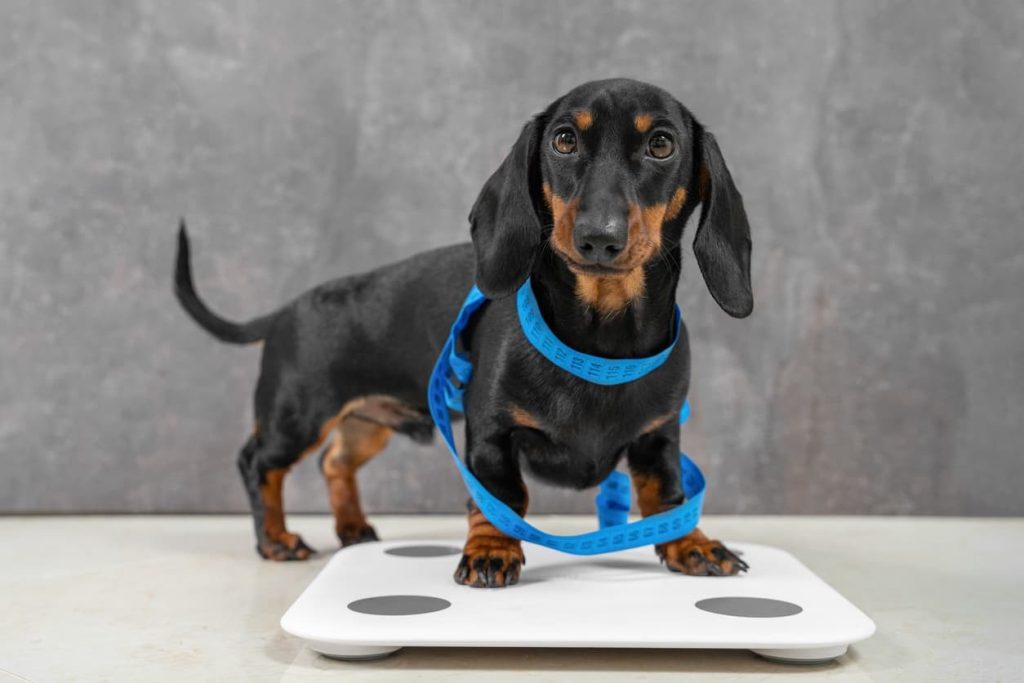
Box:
427, 279, 705, 555
516, 277, 684, 385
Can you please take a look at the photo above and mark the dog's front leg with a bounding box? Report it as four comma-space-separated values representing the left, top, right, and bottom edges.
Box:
627, 426, 748, 576
453, 431, 527, 588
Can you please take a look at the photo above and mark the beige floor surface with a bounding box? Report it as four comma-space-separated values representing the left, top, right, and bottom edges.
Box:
1, 514, 1020, 682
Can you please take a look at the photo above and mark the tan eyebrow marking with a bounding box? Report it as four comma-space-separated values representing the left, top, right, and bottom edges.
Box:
634, 114, 653, 133
574, 110, 594, 130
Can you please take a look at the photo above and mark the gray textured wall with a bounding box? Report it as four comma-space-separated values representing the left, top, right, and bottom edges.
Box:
2, 1, 1022, 515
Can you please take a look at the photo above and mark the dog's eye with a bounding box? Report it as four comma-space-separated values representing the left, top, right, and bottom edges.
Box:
552, 129, 577, 155
647, 133, 674, 159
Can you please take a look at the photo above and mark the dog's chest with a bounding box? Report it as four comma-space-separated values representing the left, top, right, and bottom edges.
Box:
465, 296, 688, 487
505, 367, 680, 488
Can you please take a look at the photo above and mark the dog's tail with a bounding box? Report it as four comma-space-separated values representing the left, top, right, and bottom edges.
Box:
174, 220, 274, 345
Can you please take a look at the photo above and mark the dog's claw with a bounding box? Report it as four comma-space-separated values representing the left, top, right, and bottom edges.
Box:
687, 549, 722, 576
453, 546, 524, 588
453, 556, 471, 584
257, 534, 315, 561
712, 545, 749, 572
657, 532, 747, 576
338, 524, 379, 547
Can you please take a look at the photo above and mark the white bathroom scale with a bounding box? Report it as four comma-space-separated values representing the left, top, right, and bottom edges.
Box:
281, 539, 875, 664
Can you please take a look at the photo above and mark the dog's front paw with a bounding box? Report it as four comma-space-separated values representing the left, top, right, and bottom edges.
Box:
338, 524, 379, 547
657, 529, 748, 576
453, 538, 525, 588
257, 532, 315, 561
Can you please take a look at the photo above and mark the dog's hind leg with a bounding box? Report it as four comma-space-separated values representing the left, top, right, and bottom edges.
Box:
237, 428, 326, 561
319, 395, 434, 547
320, 416, 391, 547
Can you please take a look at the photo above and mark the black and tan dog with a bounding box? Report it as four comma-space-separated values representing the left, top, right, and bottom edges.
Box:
175, 78, 752, 586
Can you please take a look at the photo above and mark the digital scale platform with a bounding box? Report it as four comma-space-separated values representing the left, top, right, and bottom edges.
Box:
281, 539, 875, 664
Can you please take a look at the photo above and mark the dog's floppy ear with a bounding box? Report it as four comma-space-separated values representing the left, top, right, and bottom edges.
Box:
469, 117, 544, 298
693, 131, 753, 318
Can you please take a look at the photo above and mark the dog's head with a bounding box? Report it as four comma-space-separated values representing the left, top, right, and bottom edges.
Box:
469, 78, 752, 318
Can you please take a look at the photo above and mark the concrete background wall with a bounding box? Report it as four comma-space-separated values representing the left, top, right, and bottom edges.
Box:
2, 1, 1022, 515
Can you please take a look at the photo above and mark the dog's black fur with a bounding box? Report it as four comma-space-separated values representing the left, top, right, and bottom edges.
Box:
175, 79, 752, 585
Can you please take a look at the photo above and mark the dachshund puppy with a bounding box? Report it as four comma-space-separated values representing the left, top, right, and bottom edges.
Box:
175, 78, 752, 586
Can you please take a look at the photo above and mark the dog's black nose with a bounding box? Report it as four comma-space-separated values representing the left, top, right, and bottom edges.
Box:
574, 220, 627, 264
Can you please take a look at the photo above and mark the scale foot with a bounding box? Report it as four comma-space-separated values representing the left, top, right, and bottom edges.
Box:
751, 644, 848, 664
314, 643, 403, 661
